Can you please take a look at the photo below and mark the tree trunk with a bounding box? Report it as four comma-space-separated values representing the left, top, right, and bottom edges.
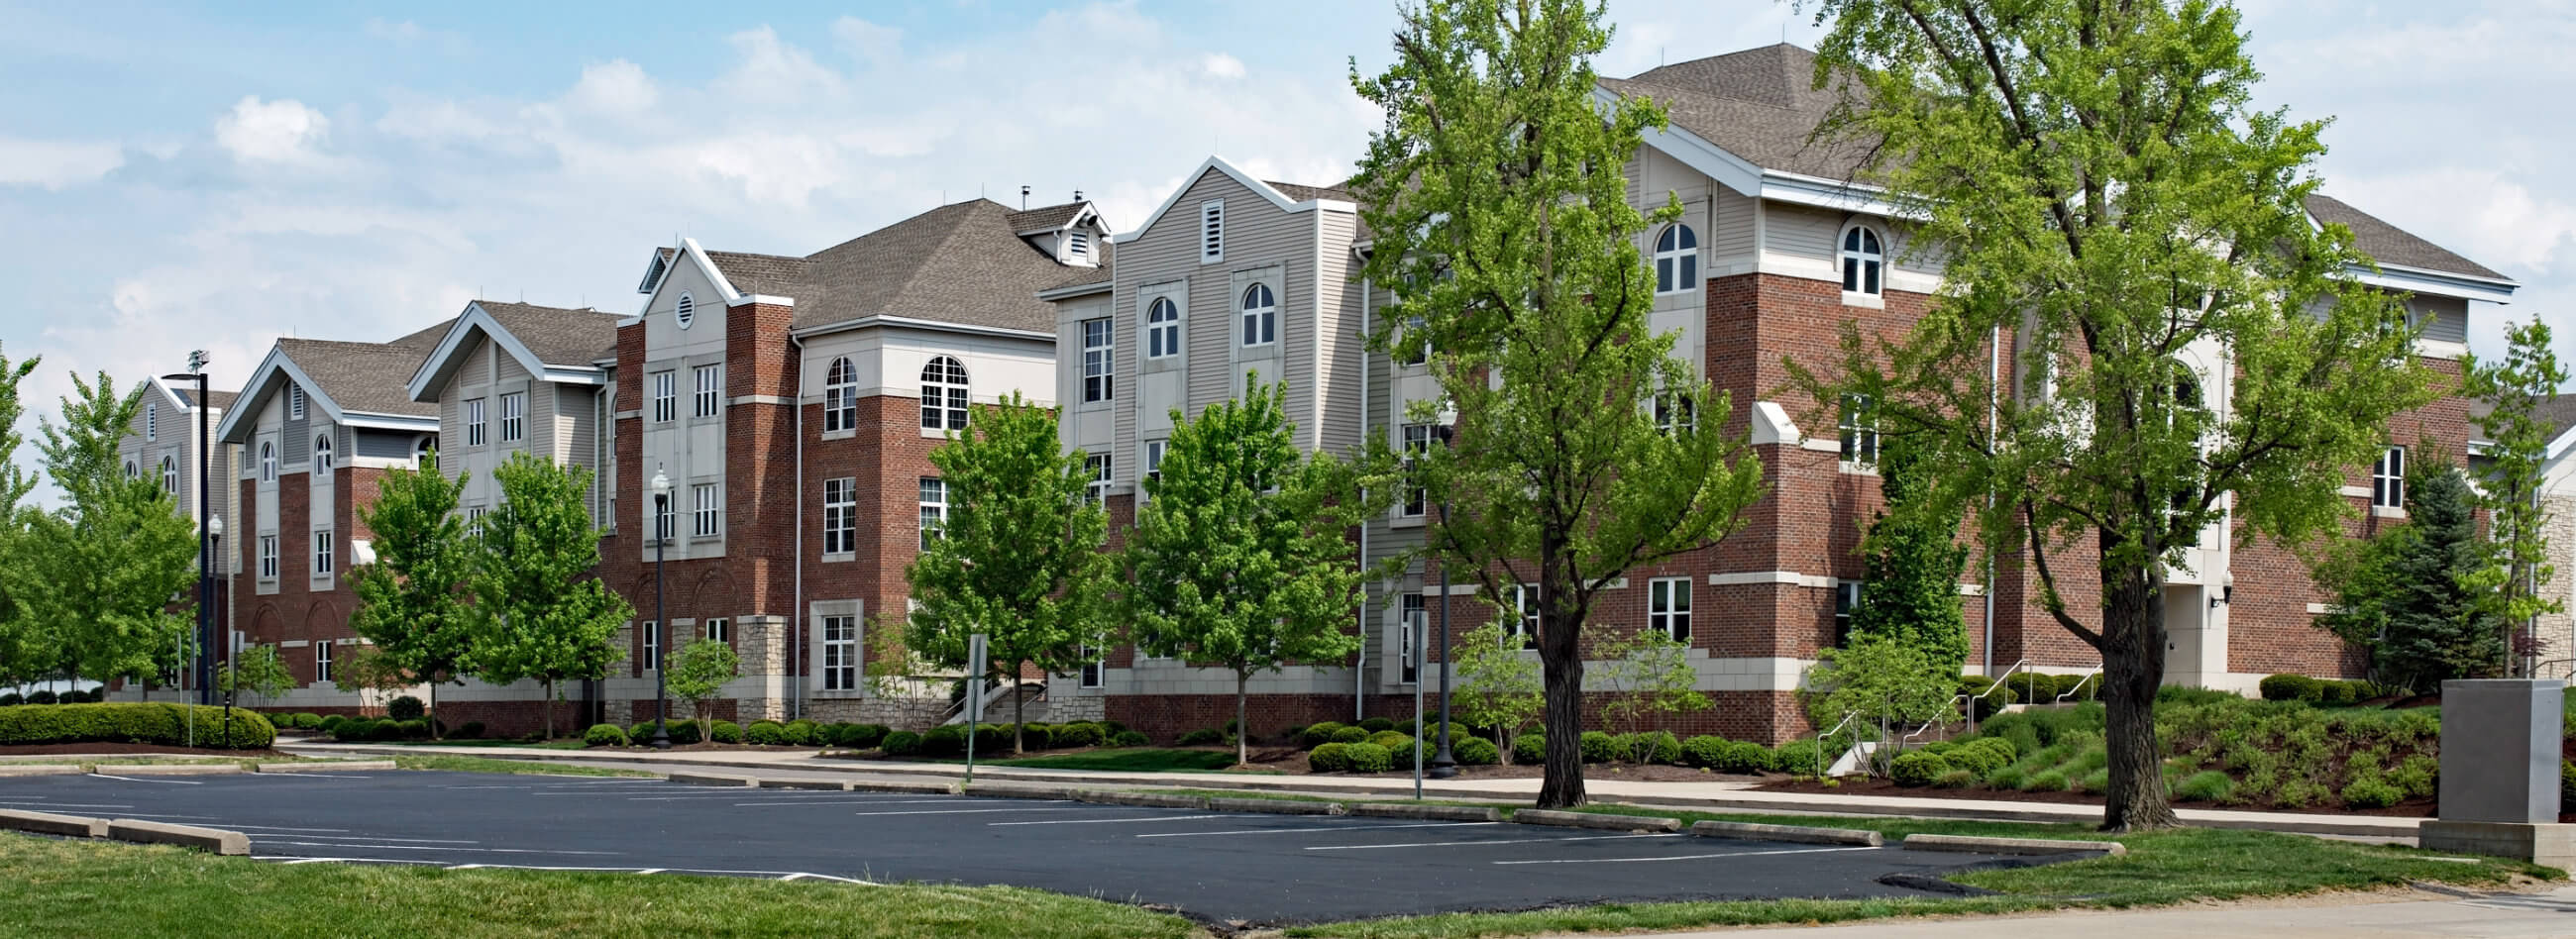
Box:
1235, 672, 1250, 769
1013, 672, 1026, 756
542, 678, 557, 741
1536, 631, 1586, 808
428, 679, 441, 740
2097, 555, 2179, 832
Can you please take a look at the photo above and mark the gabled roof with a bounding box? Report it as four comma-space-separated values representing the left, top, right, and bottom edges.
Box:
1108, 156, 1358, 246
406, 300, 623, 402
672, 201, 1086, 337
2306, 194, 2509, 282
217, 321, 456, 443
1008, 201, 1092, 235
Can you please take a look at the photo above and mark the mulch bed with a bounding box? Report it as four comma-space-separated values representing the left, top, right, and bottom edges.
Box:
0, 743, 291, 758
1753, 775, 2440, 817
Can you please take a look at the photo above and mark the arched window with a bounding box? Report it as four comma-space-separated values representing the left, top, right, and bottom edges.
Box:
1146, 297, 1181, 360
124, 461, 138, 479
1840, 224, 1884, 297
823, 357, 858, 432
259, 442, 275, 482
1654, 224, 1698, 294
313, 435, 333, 473
919, 356, 968, 431
413, 436, 435, 462
1240, 283, 1276, 347
674, 292, 696, 329
160, 457, 175, 494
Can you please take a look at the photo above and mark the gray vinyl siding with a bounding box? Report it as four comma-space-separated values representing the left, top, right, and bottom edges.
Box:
1712, 187, 1758, 263
354, 429, 414, 460
439, 392, 461, 457
1314, 211, 1363, 455
281, 414, 310, 470
2413, 295, 2469, 345
1766, 203, 1841, 260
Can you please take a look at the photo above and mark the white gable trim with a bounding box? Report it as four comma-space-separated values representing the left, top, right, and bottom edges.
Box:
218, 346, 438, 444
1109, 156, 1355, 245
624, 238, 747, 325
405, 301, 610, 402
2350, 264, 2518, 304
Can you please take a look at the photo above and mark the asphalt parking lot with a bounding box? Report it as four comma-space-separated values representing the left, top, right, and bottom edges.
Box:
0, 770, 2034, 924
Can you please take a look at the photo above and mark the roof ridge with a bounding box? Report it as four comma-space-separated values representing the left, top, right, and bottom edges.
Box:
883, 201, 1014, 313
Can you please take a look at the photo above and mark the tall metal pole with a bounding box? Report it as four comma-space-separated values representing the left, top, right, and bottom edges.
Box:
1430, 427, 1456, 778
651, 490, 671, 749
167, 364, 212, 707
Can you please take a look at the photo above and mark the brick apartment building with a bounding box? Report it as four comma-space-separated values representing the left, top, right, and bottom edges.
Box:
106, 376, 240, 698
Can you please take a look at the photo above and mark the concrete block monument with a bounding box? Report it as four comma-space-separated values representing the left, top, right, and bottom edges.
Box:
2421, 678, 2574, 871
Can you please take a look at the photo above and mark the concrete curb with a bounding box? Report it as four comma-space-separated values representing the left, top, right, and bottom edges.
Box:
1209, 797, 1343, 815
1902, 833, 2125, 857
106, 819, 249, 855
1074, 790, 1209, 809
1516, 809, 1682, 833
0, 808, 107, 838
757, 778, 850, 791
257, 761, 395, 773
849, 779, 960, 795
1350, 803, 1502, 822
0, 766, 82, 778
96, 764, 243, 776
964, 782, 1079, 800
1690, 819, 1883, 846
668, 772, 758, 787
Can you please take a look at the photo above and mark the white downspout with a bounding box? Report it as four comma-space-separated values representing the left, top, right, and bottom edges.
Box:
789, 334, 805, 721
1984, 324, 1999, 678
1355, 271, 1372, 722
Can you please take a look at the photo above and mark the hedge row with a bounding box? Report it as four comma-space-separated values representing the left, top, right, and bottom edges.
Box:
0, 702, 273, 750
2258, 674, 2376, 706
0, 688, 105, 706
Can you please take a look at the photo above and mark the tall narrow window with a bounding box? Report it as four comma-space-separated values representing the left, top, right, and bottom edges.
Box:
1508, 583, 1541, 650
1239, 283, 1277, 347
466, 398, 487, 446
2373, 446, 2407, 509
1079, 645, 1104, 688
917, 476, 946, 550
147, 403, 158, 441
161, 457, 176, 495
704, 618, 730, 644
260, 442, 275, 482
823, 477, 857, 554
499, 392, 525, 442
313, 530, 333, 575
1654, 224, 1699, 294
1084, 455, 1112, 505
125, 461, 137, 479
653, 494, 674, 543
1656, 394, 1695, 437
258, 535, 278, 579
641, 621, 659, 672
1649, 577, 1691, 642
314, 642, 332, 684
1839, 394, 1878, 467
311, 436, 331, 473
651, 371, 677, 423
1144, 440, 1166, 483
821, 614, 857, 691
919, 357, 968, 431
288, 385, 306, 419
1146, 297, 1181, 360
1398, 316, 1429, 366
693, 365, 722, 418
823, 358, 857, 432
1200, 200, 1225, 262
1399, 593, 1426, 684
1400, 424, 1433, 517
1840, 225, 1884, 297
692, 482, 720, 537
1081, 317, 1114, 403
1834, 580, 1863, 644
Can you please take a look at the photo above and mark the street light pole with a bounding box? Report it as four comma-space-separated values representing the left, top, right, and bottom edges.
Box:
210, 519, 226, 736
649, 470, 672, 750
164, 360, 212, 707
1429, 425, 1457, 779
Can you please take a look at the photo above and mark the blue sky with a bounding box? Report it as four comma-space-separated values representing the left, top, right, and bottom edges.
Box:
1, 0, 2567, 492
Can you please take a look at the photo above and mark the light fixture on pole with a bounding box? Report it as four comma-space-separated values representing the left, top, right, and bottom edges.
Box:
649, 469, 673, 750
208, 514, 228, 734
1428, 424, 1458, 779
164, 361, 212, 706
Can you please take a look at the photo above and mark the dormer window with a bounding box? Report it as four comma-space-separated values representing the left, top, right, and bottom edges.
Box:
1067, 229, 1090, 263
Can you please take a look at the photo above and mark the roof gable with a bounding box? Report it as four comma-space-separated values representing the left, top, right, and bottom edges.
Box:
217, 325, 453, 443
1109, 156, 1354, 246
406, 301, 621, 402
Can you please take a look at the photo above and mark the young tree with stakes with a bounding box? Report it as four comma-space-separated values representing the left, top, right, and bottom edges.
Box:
1349, 0, 1767, 807
350, 455, 474, 737
907, 392, 1115, 755
2464, 317, 2568, 675
464, 454, 631, 739
1799, 0, 2431, 830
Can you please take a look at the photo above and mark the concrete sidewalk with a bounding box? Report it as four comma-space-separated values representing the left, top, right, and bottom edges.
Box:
279, 740, 2421, 840
1704, 886, 2576, 937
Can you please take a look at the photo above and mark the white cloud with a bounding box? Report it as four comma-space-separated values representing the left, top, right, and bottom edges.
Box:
213, 96, 329, 162
363, 17, 468, 53
1202, 52, 1246, 79
0, 139, 123, 189
832, 17, 903, 66
566, 59, 659, 114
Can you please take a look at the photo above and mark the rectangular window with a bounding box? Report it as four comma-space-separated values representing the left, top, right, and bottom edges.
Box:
258, 535, 278, 580
653, 495, 673, 543
314, 642, 331, 684
823, 477, 857, 555
1649, 577, 1691, 642
652, 371, 677, 423
918, 476, 946, 550
1081, 318, 1114, 403
465, 398, 486, 447
313, 530, 333, 575
2373, 446, 2406, 508
1200, 200, 1225, 262
1399, 316, 1429, 366
704, 618, 730, 644
1084, 455, 1112, 505
693, 365, 722, 418
1145, 440, 1166, 481
1839, 394, 1878, 467
466, 505, 488, 536
1079, 645, 1104, 689
641, 621, 658, 672
289, 385, 306, 420
1508, 583, 1540, 650
1401, 424, 1432, 517
498, 392, 524, 443
692, 482, 720, 537
1656, 394, 1695, 437
821, 614, 858, 691
1399, 593, 1426, 684
1834, 580, 1863, 644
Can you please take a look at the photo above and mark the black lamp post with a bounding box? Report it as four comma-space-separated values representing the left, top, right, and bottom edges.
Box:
1428, 425, 1457, 779
209, 517, 226, 731
163, 360, 212, 706
649, 469, 673, 750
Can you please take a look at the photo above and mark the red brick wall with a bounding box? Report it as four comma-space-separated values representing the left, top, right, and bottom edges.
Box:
234, 467, 377, 685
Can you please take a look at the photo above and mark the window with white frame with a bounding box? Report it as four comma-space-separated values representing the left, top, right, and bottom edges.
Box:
147, 403, 158, 441
704, 618, 730, 644
1239, 283, 1277, 347
1649, 577, 1691, 642
1201, 200, 1225, 262
414, 436, 434, 461
1656, 393, 1695, 437
314, 641, 332, 684
823, 477, 857, 555
823, 357, 857, 432
160, 457, 175, 494
258, 535, 277, 580
1079, 644, 1104, 688
260, 442, 275, 481
2373, 446, 2406, 509
1144, 440, 1166, 485
1399, 316, 1429, 366
651, 371, 677, 423
652, 494, 673, 543
1654, 224, 1699, 294
1401, 424, 1433, 517
1840, 224, 1885, 297
1834, 580, 1863, 643
821, 614, 858, 690
499, 391, 525, 442
693, 365, 722, 418
1084, 454, 1112, 505
1146, 297, 1181, 360
640, 620, 659, 671
313, 530, 333, 576
124, 461, 137, 479
919, 357, 968, 431
289, 385, 306, 419
1399, 593, 1425, 683
466, 398, 486, 446
312, 435, 331, 473
692, 482, 720, 537
917, 476, 946, 549
1839, 393, 1878, 467
1508, 583, 1541, 650
467, 505, 487, 536
1081, 317, 1114, 403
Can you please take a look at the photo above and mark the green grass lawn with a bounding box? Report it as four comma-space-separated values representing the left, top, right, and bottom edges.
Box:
969, 748, 1246, 773
353, 738, 590, 750
388, 754, 655, 778
0, 833, 1199, 939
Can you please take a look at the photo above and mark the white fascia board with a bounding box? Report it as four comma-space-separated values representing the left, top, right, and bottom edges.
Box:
1613, 104, 1764, 199
213, 345, 291, 444
1110, 156, 1337, 245
788, 314, 1054, 344
543, 366, 609, 385
2350, 264, 2519, 304
633, 238, 746, 319
1035, 281, 1114, 302
1759, 170, 1920, 219
339, 413, 440, 432
726, 294, 796, 308
407, 302, 613, 401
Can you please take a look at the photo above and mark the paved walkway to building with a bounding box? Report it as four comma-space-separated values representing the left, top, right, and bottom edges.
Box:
1705, 886, 2576, 937
280, 741, 2421, 840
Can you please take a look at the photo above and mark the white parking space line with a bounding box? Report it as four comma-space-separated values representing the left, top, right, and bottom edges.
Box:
277, 835, 481, 844
1308, 833, 1683, 852
988, 814, 1230, 827
0, 800, 134, 809
222, 824, 354, 834
1492, 845, 1883, 865
94, 812, 214, 820
729, 797, 979, 807
1136, 821, 1496, 839
88, 774, 202, 784
848, 805, 1094, 816
262, 841, 619, 856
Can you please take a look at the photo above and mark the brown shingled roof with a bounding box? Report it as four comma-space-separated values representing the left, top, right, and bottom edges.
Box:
698, 200, 1077, 335
2307, 195, 2508, 281
1007, 201, 1088, 234
472, 301, 624, 367
278, 324, 456, 418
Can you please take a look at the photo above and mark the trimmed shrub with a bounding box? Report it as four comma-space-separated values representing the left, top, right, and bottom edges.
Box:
1366, 730, 1412, 750
0, 693, 17, 705
2318, 680, 2363, 707
1178, 728, 1226, 746
1958, 676, 2016, 720
1342, 742, 1394, 773
1051, 722, 1103, 749
1680, 735, 1731, 769
783, 720, 818, 747
1309, 742, 1352, 773
454, 721, 484, 739
1512, 733, 1545, 765
385, 695, 426, 722
28, 690, 56, 705
1941, 743, 2003, 779
1714, 741, 1774, 775
1888, 750, 1951, 786
1453, 736, 1501, 766
584, 723, 629, 747
709, 720, 743, 744
667, 720, 702, 746
1328, 725, 1369, 745
1967, 736, 2017, 767
919, 724, 967, 756
1933, 769, 1977, 788
318, 714, 345, 732
1772, 739, 1828, 777
289, 712, 321, 729
1620, 731, 1682, 766
881, 730, 922, 756
2259, 674, 2322, 703
1380, 735, 1422, 768
2341, 773, 2404, 809
1300, 722, 1349, 748
392, 719, 428, 739
1579, 730, 1619, 764
1110, 730, 1149, 748
2021, 769, 2070, 791
834, 723, 886, 749
1358, 717, 1396, 733
1986, 765, 2026, 788
745, 720, 790, 746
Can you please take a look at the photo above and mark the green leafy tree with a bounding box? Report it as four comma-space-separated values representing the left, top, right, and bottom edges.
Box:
218, 644, 296, 706
349, 456, 473, 737
1851, 444, 1971, 673
907, 393, 1115, 754
665, 638, 739, 722
2318, 464, 2504, 692
1349, 0, 1768, 806
2464, 317, 2569, 674
19, 372, 199, 690
1798, 0, 2429, 831
1450, 621, 1542, 764
1592, 627, 1710, 762
0, 344, 42, 686
1801, 633, 1960, 777
1124, 379, 1386, 767
464, 454, 631, 739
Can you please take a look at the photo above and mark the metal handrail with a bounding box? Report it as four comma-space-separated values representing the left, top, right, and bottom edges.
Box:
2533, 659, 2576, 681
2055, 671, 2100, 703
1806, 711, 1861, 779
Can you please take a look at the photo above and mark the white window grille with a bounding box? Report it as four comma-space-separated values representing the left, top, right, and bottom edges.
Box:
1240, 283, 1277, 347
1146, 297, 1181, 360
917, 477, 946, 550
258, 535, 278, 580
692, 482, 720, 537
2373, 446, 2406, 508
499, 392, 525, 442
312, 435, 332, 473
823, 477, 857, 554
919, 357, 968, 431
693, 365, 722, 418
1084, 455, 1112, 505
651, 371, 677, 423
641, 620, 659, 672
821, 614, 858, 690
1841, 225, 1884, 297
1401, 424, 1432, 517
1839, 394, 1878, 467
466, 398, 487, 446
313, 530, 333, 575
1508, 583, 1540, 650
824, 358, 857, 432
314, 642, 332, 684
1081, 318, 1114, 403
1649, 577, 1691, 641
1654, 224, 1699, 294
